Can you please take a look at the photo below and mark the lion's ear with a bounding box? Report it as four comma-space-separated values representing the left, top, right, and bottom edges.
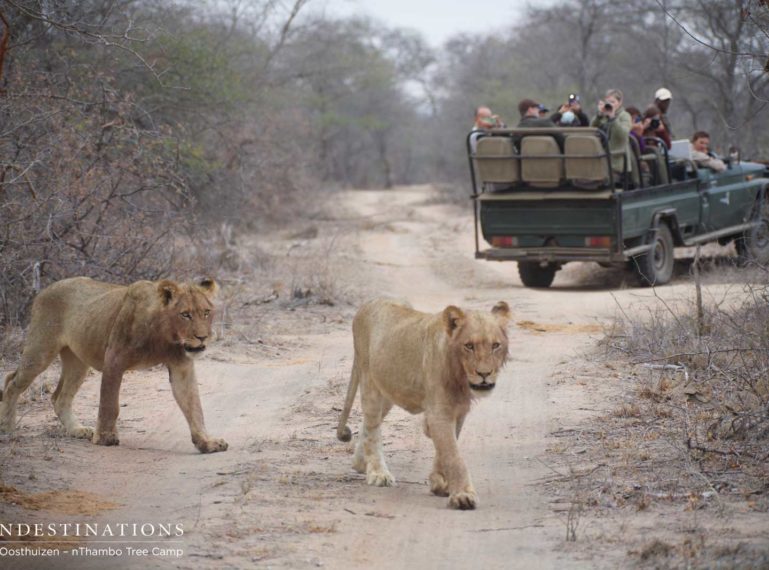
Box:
442, 305, 465, 336
491, 301, 511, 325
197, 278, 219, 300
157, 280, 179, 305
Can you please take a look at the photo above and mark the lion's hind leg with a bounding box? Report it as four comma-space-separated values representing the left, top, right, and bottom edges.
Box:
0, 340, 59, 433
52, 348, 93, 439
357, 381, 395, 487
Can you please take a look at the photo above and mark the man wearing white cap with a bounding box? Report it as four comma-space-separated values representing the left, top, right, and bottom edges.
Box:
654, 87, 673, 139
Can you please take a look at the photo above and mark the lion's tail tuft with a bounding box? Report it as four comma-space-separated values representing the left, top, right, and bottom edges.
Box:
336, 356, 361, 442
337, 424, 352, 442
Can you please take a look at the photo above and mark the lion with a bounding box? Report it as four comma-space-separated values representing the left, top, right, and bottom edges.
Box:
336, 298, 510, 510
0, 277, 228, 454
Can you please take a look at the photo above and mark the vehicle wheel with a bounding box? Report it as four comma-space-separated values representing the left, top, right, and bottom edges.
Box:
632, 223, 674, 286
518, 262, 557, 288
735, 199, 769, 266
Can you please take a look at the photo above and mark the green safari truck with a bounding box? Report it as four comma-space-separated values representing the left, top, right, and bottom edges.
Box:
468, 127, 769, 287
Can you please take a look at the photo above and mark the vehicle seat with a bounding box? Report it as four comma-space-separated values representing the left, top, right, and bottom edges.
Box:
520, 136, 563, 188
475, 136, 519, 186
565, 134, 611, 189
627, 136, 643, 188
642, 140, 670, 185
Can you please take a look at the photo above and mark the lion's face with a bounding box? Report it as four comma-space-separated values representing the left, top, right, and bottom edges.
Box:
444, 302, 510, 392
157, 279, 218, 357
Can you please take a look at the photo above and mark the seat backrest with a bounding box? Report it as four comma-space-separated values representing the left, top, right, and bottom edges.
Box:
475, 137, 519, 184
627, 135, 642, 188
643, 139, 670, 185
651, 145, 669, 185
564, 134, 611, 189
520, 136, 563, 188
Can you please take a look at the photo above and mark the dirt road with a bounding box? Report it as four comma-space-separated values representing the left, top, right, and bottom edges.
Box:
1, 185, 710, 569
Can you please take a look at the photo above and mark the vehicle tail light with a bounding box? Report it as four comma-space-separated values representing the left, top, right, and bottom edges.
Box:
490, 236, 517, 247
585, 236, 612, 247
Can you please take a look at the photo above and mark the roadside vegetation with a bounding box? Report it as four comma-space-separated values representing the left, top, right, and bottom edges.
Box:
544, 263, 769, 567
2, 0, 767, 335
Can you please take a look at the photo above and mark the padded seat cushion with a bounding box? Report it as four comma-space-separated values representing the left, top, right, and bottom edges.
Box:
564, 134, 610, 188
520, 136, 563, 188
475, 137, 519, 184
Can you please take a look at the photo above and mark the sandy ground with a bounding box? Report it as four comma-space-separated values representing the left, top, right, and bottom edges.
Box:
0, 185, 758, 569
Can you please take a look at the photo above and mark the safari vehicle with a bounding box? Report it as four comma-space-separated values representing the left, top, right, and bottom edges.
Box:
467, 127, 769, 287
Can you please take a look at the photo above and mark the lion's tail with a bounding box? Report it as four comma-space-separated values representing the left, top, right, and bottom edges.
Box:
336, 356, 361, 442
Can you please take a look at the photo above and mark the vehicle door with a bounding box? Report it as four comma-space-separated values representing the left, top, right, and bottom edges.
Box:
700, 165, 755, 232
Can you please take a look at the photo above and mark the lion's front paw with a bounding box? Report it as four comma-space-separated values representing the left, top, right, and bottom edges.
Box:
196, 437, 228, 454
68, 426, 94, 440
429, 472, 449, 497
93, 431, 120, 446
366, 469, 395, 487
449, 490, 477, 510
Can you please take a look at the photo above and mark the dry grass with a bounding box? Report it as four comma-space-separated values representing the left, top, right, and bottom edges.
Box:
545, 269, 769, 568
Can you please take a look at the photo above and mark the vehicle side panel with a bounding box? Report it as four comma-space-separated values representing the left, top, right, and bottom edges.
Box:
619, 180, 701, 241
701, 167, 761, 231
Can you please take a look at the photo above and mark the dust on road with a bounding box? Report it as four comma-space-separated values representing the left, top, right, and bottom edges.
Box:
0, 185, 720, 569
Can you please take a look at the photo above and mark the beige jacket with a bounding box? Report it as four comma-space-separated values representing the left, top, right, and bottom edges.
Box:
691, 146, 726, 172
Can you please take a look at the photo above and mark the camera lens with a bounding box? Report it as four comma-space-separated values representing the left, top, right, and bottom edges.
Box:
603, 103, 613, 111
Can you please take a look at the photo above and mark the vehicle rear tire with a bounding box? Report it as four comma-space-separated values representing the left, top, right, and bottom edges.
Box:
518, 262, 557, 288
632, 223, 674, 286
735, 199, 769, 266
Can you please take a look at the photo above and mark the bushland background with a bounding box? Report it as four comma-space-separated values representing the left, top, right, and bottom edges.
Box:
1, 0, 767, 327
1, 2, 769, 569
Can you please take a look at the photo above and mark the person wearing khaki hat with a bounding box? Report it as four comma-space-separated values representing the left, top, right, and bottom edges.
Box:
654, 87, 673, 138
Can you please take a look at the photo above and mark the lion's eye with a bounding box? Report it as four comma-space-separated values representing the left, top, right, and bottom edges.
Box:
203, 310, 211, 318
492, 342, 501, 350
464, 343, 474, 351
180, 312, 192, 320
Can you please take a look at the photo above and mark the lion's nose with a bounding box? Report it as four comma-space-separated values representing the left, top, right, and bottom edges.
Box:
195, 335, 208, 342
477, 371, 491, 380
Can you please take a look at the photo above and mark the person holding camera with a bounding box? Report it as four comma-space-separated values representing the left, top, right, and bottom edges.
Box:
469, 105, 505, 152
654, 87, 674, 139
551, 93, 590, 127
626, 106, 647, 154
641, 105, 671, 149
590, 88, 633, 181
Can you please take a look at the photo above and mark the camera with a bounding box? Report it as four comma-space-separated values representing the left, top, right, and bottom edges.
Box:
603, 102, 613, 112
568, 93, 577, 103
649, 117, 661, 130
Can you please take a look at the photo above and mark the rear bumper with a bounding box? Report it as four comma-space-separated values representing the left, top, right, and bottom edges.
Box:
475, 246, 643, 263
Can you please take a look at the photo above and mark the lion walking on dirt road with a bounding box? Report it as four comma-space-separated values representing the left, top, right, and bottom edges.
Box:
0, 277, 228, 454
337, 298, 510, 509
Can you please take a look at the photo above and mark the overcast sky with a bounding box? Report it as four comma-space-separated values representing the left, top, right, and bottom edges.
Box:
313, 0, 537, 47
